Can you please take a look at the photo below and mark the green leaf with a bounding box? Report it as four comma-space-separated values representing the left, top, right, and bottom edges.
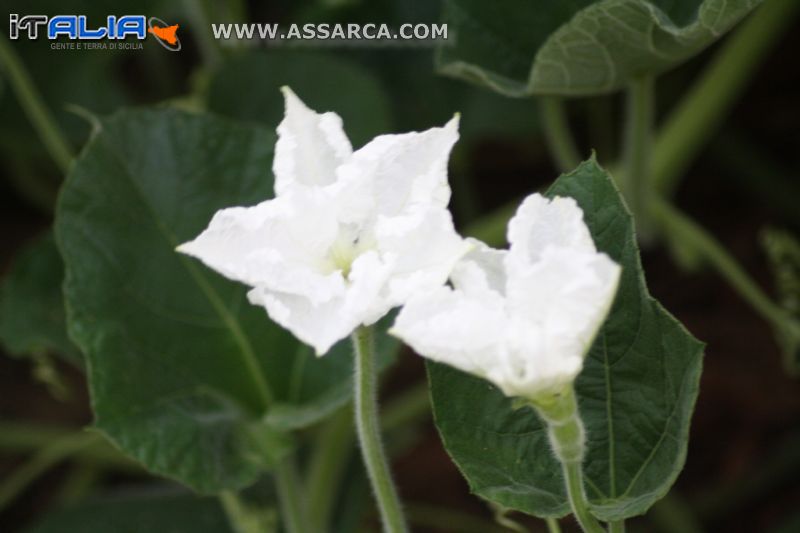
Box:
437, 0, 763, 96
25, 489, 238, 533
0, 231, 80, 364
206, 51, 392, 148
427, 158, 704, 520
56, 108, 396, 492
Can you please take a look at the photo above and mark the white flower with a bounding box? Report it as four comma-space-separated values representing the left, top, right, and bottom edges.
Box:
178, 88, 470, 355
391, 193, 622, 400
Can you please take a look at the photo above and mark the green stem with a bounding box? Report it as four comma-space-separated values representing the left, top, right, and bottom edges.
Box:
56, 463, 102, 505
608, 520, 626, 533
652, 198, 794, 331
546, 517, 563, 533
304, 380, 430, 532
219, 491, 274, 533
652, 0, 800, 196
533, 389, 604, 533
352, 326, 408, 533
274, 457, 309, 533
182, 0, 223, 68
562, 461, 605, 533
306, 407, 353, 532
0, 432, 99, 512
0, 34, 73, 173
622, 76, 655, 240
540, 97, 582, 172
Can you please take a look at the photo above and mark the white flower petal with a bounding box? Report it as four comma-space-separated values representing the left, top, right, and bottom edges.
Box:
450, 238, 507, 296
341, 116, 459, 218
506, 247, 621, 363
177, 190, 345, 305
273, 87, 352, 195
491, 322, 584, 398
375, 206, 471, 306
394, 191, 621, 400
391, 285, 508, 381
248, 251, 393, 355
507, 194, 595, 267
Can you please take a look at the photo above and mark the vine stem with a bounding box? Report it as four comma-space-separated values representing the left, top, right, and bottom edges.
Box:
352, 326, 408, 533
0, 431, 99, 512
622, 76, 655, 241
0, 34, 72, 172
652, 0, 800, 196
652, 197, 796, 333
540, 97, 582, 172
274, 457, 310, 533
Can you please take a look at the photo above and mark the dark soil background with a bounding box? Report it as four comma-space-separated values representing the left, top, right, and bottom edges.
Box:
2, 2, 799, 532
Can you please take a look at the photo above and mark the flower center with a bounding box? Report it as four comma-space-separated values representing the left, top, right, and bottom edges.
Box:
328, 235, 359, 278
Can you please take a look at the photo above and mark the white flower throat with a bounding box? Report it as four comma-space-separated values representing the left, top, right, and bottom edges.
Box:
325, 224, 374, 278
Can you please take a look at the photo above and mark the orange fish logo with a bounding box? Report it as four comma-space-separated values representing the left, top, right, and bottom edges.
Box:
147, 17, 181, 51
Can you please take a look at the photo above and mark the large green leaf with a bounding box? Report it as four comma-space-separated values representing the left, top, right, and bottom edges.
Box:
0, 232, 80, 364
25, 489, 237, 533
437, 0, 763, 96
56, 108, 395, 493
427, 159, 704, 520
206, 51, 392, 148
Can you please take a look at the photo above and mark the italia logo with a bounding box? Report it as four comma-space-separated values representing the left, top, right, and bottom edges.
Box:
8, 14, 181, 51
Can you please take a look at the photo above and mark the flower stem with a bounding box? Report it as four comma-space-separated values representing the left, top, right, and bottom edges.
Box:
546, 517, 563, 533
352, 326, 408, 533
540, 97, 582, 173
622, 75, 655, 241
533, 388, 605, 533
608, 520, 626, 532
274, 457, 309, 533
0, 34, 72, 173
652, 0, 800, 196
562, 461, 605, 533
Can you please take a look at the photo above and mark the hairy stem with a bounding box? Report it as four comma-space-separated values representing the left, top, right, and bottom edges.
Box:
562, 461, 606, 533
352, 326, 408, 532
533, 388, 605, 533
